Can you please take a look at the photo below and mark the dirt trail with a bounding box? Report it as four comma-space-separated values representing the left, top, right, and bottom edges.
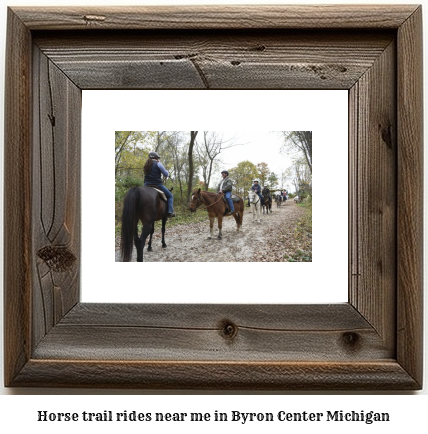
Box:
115, 200, 304, 262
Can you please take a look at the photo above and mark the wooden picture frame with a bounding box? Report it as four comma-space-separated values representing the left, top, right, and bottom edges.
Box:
4, 5, 423, 390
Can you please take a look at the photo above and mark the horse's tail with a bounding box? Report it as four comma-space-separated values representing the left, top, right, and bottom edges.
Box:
238, 197, 244, 226
121, 187, 140, 262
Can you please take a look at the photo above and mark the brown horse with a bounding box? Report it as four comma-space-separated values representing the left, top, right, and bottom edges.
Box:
189, 189, 244, 239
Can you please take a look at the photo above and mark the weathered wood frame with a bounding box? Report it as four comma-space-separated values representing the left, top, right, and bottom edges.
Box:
4, 5, 423, 389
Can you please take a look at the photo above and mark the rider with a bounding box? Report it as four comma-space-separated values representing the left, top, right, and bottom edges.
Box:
217, 170, 234, 215
143, 151, 175, 217
251, 179, 264, 205
262, 185, 272, 202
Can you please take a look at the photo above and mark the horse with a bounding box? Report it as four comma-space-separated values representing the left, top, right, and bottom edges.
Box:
120, 186, 170, 262
294, 194, 309, 204
189, 188, 244, 239
248, 190, 262, 223
275, 194, 282, 208
262, 194, 272, 214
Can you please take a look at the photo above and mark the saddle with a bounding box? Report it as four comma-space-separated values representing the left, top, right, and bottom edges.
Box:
146, 185, 167, 202
222, 194, 241, 203
222, 194, 240, 216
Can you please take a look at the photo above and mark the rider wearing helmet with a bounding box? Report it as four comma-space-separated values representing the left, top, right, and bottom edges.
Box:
251, 179, 264, 205
217, 170, 235, 215
262, 185, 272, 202
143, 151, 175, 217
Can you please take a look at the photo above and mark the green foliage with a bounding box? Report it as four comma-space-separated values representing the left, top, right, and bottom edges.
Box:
115, 175, 144, 201
285, 199, 312, 262
228, 160, 259, 195
256, 162, 270, 185
267, 171, 279, 189
286, 249, 312, 262
115, 131, 154, 177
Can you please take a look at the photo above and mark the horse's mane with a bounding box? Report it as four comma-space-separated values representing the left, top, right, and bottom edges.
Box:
192, 190, 218, 196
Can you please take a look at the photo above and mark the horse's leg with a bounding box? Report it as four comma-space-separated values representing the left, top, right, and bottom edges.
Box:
238, 204, 244, 228
147, 223, 155, 252
251, 205, 255, 222
161, 216, 167, 248
233, 212, 240, 230
208, 216, 214, 239
136, 227, 143, 262
217, 215, 223, 239
133, 226, 139, 255
137, 224, 152, 262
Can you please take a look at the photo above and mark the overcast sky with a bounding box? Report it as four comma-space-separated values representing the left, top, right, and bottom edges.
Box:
208, 131, 293, 183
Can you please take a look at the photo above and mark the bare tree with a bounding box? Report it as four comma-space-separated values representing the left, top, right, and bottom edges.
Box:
115, 131, 132, 176
164, 132, 186, 200
288, 157, 312, 195
281, 131, 312, 173
186, 131, 198, 203
195, 131, 242, 190
153, 131, 166, 153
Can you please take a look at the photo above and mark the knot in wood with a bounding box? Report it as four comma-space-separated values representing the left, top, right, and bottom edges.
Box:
219, 320, 238, 340
341, 332, 361, 350
248, 44, 266, 52
37, 245, 76, 272
83, 15, 106, 23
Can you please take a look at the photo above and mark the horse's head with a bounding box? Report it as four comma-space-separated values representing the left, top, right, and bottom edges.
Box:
248, 191, 256, 203
189, 188, 202, 213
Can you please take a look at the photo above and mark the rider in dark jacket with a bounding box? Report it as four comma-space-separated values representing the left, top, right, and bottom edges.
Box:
262, 185, 270, 196
143, 151, 175, 217
262, 186, 272, 203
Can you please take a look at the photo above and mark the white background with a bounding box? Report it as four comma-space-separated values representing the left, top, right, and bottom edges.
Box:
82, 90, 348, 303
0, 0, 427, 429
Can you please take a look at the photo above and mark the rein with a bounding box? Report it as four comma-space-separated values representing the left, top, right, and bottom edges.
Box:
192, 192, 224, 211
249, 193, 260, 205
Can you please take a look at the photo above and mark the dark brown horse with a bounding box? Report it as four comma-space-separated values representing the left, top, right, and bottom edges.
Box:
263, 194, 272, 214
189, 189, 244, 239
120, 186, 169, 262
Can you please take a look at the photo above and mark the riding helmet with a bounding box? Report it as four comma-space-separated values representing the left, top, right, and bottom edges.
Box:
149, 151, 160, 160
221, 170, 229, 176
253, 178, 259, 183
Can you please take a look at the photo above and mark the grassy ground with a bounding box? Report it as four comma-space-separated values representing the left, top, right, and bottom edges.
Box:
285, 201, 312, 262
115, 202, 209, 236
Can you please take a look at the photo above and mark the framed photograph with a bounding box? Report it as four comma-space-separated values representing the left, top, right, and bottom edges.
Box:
4, 5, 423, 389
84, 91, 348, 304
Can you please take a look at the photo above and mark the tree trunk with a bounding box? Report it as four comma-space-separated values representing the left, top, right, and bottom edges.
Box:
186, 131, 198, 203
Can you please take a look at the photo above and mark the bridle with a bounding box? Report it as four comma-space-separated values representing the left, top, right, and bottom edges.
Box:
249, 192, 260, 205
189, 191, 224, 211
